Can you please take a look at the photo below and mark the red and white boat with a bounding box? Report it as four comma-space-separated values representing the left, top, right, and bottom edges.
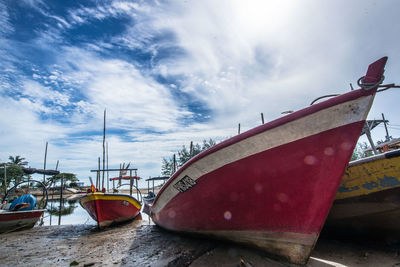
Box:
144, 57, 389, 264
0, 209, 45, 234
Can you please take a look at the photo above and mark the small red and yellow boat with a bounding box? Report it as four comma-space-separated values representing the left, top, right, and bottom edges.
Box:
79, 192, 141, 228
80, 168, 142, 228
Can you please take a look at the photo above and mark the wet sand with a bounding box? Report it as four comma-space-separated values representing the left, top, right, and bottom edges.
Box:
1, 220, 400, 267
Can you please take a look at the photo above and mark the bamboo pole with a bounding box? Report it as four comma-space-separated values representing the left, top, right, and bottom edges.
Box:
43, 142, 48, 183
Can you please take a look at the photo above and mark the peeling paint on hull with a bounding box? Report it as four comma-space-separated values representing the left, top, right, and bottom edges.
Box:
327, 150, 400, 235
336, 150, 400, 200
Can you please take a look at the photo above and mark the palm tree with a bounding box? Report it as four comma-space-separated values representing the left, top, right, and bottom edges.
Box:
6, 156, 28, 185
8, 155, 28, 166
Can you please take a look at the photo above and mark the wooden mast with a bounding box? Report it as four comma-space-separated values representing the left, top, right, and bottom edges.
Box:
102, 109, 106, 190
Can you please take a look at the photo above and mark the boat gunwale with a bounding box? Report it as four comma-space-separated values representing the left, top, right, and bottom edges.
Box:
348, 149, 400, 167
0, 209, 46, 215
79, 192, 141, 209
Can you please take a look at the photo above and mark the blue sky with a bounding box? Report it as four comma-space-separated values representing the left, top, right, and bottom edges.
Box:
1, 0, 400, 187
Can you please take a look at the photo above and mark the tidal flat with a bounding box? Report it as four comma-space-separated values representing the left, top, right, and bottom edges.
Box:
1, 219, 400, 267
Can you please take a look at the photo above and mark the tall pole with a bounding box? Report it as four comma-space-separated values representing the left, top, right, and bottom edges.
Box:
382, 113, 390, 141
173, 154, 176, 174
189, 141, 193, 157
43, 141, 48, 183
58, 174, 64, 225
106, 142, 109, 192
129, 170, 133, 196
261, 113, 264, 124
98, 157, 101, 189
238, 123, 241, 134
102, 109, 106, 191
50, 160, 59, 226
3, 164, 6, 193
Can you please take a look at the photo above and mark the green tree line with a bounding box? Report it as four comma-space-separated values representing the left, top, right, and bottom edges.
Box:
1, 155, 79, 190
161, 139, 217, 177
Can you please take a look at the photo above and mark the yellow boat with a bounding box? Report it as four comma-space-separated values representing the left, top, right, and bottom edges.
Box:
326, 149, 400, 236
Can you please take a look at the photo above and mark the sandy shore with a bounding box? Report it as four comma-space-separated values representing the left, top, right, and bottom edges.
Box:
1, 219, 400, 267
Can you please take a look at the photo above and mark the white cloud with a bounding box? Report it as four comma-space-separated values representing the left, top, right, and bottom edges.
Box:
2, 0, 400, 187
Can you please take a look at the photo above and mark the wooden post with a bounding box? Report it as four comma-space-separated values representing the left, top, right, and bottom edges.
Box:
58, 174, 64, 225
135, 170, 139, 201
173, 154, 176, 173
364, 124, 378, 155
190, 141, 193, 157
382, 113, 390, 141
261, 113, 264, 124
238, 123, 241, 134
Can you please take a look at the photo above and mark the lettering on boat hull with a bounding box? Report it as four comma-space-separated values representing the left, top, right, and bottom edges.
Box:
173, 175, 197, 193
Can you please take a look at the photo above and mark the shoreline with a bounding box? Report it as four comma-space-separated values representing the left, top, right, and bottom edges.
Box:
1, 219, 400, 266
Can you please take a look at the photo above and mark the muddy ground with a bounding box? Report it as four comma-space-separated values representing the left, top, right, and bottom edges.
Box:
1, 219, 400, 267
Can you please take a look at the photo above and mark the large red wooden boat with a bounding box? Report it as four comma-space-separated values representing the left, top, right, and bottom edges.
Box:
144, 57, 389, 264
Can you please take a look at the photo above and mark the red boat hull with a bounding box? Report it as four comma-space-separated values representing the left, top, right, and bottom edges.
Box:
79, 193, 141, 228
148, 58, 388, 264
0, 209, 45, 234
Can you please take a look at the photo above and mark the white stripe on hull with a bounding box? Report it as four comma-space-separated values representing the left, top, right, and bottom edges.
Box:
152, 95, 375, 213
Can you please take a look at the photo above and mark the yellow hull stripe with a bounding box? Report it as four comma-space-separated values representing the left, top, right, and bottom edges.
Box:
336, 155, 400, 200
80, 193, 141, 210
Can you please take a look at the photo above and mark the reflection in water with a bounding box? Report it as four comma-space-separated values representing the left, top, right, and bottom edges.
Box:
43, 198, 96, 226
47, 199, 77, 216
47, 199, 78, 225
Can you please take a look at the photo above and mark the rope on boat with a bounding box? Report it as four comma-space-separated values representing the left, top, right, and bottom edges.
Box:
376, 83, 400, 92
310, 94, 340, 105
358, 75, 400, 92
310, 76, 400, 105
357, 75, 385, 91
